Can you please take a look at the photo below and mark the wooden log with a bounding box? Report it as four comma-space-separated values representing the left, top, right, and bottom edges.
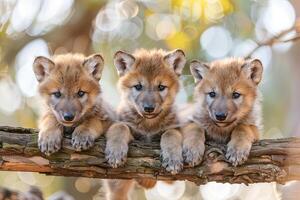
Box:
0, 126, 299, 185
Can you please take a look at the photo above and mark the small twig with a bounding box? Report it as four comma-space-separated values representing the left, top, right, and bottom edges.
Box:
281, 35, 300, 43
245, 20, 300, 58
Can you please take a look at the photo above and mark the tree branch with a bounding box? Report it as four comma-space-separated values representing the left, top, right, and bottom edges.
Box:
245, 19, 300, 58
0, 126, 299, 185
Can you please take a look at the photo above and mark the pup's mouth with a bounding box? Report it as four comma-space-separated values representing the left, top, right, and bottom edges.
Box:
213, 119, 236, 127
60, 121, 75, 127
142, 110, 163, 119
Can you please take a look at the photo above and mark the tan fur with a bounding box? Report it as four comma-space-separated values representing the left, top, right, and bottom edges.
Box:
33, 53, 115, 155
103, 180, 135, 200
135, 179, 157, 189
104, 49, 186, 200
182, 57, 263, 167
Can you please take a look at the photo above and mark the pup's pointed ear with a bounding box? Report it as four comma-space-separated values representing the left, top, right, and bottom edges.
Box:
190, 60, 209, 83
83, 54, 104, 81
33, 56, 55, 82
164, 49, 186, 76
114, 51, 135, 76
242, 58, 263, 85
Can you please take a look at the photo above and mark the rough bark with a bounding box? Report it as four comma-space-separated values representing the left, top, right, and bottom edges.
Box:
0, 126, 299, 185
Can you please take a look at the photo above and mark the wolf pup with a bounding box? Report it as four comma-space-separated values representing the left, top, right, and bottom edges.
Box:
104, 49, 186, 199
33, 53, 115, 155
182, 58, 263, 167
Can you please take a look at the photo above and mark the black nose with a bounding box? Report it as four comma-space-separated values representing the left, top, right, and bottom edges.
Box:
143, 105, 155, 113
215, 112, 227, 121
63, 113, 75, 121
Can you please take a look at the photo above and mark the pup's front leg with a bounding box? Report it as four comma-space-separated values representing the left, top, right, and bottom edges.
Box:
72, 117, 103, 151
161, 129, 183, 174
38, 114, 63, 155
226, 124, 259, 166
105, 122, 133, 168
182, 123, 205, 167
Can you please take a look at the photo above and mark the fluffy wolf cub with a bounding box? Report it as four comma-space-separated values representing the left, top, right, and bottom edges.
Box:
106, 48, 186, 172
104, 49, 186, 200
182, 58, 263, 167
33, 53, 115, 155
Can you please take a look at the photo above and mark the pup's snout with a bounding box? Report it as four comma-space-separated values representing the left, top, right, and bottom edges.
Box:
143, 104, 155, 113
63, 112, 75, 121
215, 112, 227, 121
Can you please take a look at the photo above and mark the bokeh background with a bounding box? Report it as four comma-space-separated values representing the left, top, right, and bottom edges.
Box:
0, 0, 300, 199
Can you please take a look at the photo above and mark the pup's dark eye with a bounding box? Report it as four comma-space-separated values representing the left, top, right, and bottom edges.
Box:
77, 90, 86, 97
208, 91, 216, 98
134, 84, 143, 91
158, 84, 166, 91
232, 92, 241, 99
52, 91, 61, 98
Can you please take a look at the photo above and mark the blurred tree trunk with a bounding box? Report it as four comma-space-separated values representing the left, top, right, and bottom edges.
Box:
287, 47, 300, 135
1, 1, 104, 68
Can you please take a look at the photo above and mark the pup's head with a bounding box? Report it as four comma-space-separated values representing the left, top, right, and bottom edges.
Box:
33, 53, 104, 126
114, 49, 186, 119
190, 58, 263, 127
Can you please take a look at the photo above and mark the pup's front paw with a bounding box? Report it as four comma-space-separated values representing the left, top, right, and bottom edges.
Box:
38, 129, 62, 155
183, 141, 205, 167
161, 147, 183, 175
71, 130, 95, 151
226, 140, 252, 166
105, 140, 128, 168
